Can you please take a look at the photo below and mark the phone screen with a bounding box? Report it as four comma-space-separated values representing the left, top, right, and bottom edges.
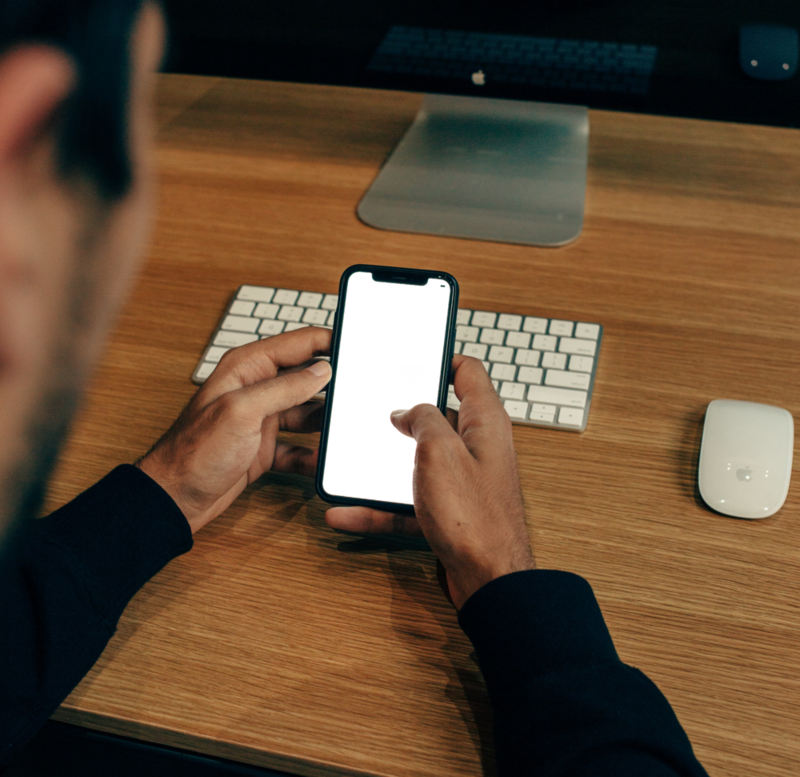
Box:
319, 268, 456, 509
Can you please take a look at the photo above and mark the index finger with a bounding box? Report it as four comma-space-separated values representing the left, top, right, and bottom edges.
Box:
450, 355, 513, 456
325, 506, 423, 536
203, 327, 332, 398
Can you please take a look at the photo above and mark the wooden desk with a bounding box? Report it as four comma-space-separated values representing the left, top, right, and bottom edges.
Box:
44, 74, 800, 777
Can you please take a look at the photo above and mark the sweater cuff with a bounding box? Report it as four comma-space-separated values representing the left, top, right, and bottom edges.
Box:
34, 465, 193, 624
458, 570, 619, 697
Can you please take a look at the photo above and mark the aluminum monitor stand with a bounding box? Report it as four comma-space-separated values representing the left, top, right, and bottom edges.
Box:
358, 95, 588, 247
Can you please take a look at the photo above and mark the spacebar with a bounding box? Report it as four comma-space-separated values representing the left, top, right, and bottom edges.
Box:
527, 386, 588, 408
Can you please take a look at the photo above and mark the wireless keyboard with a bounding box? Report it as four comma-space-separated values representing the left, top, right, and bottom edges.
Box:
193, 285, 603, 432
367, 26, 658, 96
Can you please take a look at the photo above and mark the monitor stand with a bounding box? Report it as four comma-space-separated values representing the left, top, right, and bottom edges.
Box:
357, 94, 588, 247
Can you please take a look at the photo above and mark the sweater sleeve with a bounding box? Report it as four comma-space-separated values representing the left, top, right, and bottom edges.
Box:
458, 570, 709, 777
0, 465, 193, 766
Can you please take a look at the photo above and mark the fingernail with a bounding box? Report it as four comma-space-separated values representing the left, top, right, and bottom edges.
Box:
391, 409, 407, 418
308, 360, 331, 378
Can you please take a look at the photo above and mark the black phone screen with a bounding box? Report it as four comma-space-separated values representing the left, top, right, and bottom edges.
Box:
318, 266, 458, 511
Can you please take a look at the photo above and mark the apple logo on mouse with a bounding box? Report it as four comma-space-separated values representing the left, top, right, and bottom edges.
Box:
471, 70, 486, 86
698, 399, 794, 520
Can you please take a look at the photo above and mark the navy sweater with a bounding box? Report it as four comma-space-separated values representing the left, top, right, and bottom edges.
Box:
1, 466, 708, 775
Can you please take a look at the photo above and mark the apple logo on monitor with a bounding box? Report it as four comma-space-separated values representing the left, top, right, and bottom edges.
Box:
471, 70, 486, 85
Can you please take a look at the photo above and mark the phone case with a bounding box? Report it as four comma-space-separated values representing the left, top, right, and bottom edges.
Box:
316, 264, 459, 514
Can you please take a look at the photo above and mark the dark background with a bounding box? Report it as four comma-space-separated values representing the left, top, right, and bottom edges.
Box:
161, 0, 800, 127
325, 273, 447, 502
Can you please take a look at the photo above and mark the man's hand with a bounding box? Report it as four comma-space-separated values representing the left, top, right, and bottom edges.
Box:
138, 327, 332, 534
325, 355, 534, 610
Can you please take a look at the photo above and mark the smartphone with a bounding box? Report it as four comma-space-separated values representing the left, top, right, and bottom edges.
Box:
316, 264, 459, 513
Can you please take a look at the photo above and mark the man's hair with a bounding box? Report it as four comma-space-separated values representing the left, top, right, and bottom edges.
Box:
0, 0, 147, 200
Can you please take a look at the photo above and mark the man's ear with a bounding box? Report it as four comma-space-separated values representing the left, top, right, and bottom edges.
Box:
0, 45, 75, 167
0, 45, 77, 378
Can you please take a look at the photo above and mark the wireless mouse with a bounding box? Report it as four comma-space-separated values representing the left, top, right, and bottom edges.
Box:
698, 399, 794, 519
739, 24, 799, 81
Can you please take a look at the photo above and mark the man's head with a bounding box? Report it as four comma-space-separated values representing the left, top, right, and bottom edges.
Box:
0, 1, 165, 542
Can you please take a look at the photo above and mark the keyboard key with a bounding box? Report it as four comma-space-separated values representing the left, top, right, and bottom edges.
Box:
274, 289, 299, 305
472, 311, 497, 328
529, 408, 555, 423
284, 322, 309, 331
297, 292, 323, 308
258, 320, 286, 336
532, 403, 557, 415
462, 343, 488, 360
453, 342, 462, 355
205, 346, 229, 363
222, 315, 260, 333
517, 366, 543, 384
278, 305, 304, 322
569, 355, 594, 373
214, 331, 259, 348
558, 407, 585, 427
490, 363, 516, 381
302, 308, 329, 325
479, 328, 505, 345
456, 309, 472, 325
515, 349, 540, 367
254, 302, 280, 319
229, 300, 256, 316
575, 322, 600, 340
559, 337, 597, 356
505, 331, 531, 349
447, 390, 461, 411
238, 285, 275, 303
326, 310, 337, 326
504, 400, 529, 420
456, 325, 479, 343
488, 346, 514, 363
549, 320, 574, 337
195, 362, 217, 380
497, 314, 523, 331
321, 294, 338, 310
542, 352, 567, 369
500, 382, 526, 400
532, 334, 558, 352
545, 369, 591, 390
523, 316, 548, 334
527, 385, 588, 408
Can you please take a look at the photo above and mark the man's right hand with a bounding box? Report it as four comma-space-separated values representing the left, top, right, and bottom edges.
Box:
138, 327, 332, 535
326, 355, 535, 610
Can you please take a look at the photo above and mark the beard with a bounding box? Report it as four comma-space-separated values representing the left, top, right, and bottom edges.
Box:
0, 200, 109, 555
0, 348, 82, 557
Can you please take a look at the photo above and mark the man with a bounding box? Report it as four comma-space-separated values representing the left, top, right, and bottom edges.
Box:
0, 1, 709, 774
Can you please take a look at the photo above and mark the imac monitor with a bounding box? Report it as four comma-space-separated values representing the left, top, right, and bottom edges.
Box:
162, 0, 800, 246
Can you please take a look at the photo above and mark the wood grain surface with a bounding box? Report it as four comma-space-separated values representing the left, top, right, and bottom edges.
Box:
43, 74, 800, 777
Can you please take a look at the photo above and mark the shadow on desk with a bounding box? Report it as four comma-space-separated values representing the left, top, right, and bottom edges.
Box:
331, 531, 498, 777
6, 722, 296, 777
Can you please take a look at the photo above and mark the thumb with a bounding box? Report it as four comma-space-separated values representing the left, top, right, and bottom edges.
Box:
276, 358, 332, 406
234, 359, 332, 424
390, 403, 455, 444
